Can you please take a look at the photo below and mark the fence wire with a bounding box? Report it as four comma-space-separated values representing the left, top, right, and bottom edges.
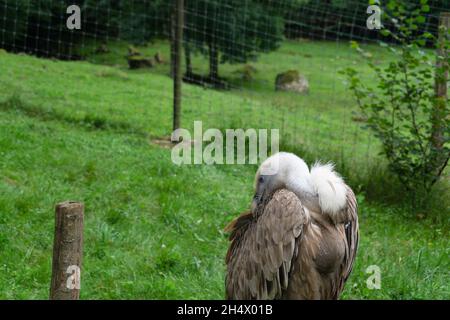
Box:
0, 0, 448, 175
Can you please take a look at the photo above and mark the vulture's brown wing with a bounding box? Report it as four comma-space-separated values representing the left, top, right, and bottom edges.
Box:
225, 189, 307, 300
341, 185, 359, 283
329, 184, 359, 298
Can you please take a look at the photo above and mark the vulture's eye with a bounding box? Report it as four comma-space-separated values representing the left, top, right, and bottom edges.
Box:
258, 176, 264, 183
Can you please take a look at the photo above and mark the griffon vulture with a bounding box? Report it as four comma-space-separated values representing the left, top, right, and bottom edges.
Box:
225, 152, 359, 300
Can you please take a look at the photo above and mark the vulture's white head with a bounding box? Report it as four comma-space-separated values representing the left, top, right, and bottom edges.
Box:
253, 152, 348, 215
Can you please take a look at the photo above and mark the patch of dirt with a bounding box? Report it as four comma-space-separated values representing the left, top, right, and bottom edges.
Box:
150, 136, 174, 149
3, 177, 18, 186
150, 136, 197, 149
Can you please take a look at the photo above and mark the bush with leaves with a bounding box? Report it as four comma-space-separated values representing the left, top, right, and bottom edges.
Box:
342, 0, 449, 205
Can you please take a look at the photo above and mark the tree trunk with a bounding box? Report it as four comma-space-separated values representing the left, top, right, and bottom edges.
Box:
209, 43, 219, 82
185, 43, 193, 77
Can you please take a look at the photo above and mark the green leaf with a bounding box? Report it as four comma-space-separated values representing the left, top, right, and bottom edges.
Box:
416, 39, 426, 46
350, 41, 359, 49
380, 29, 391, 37
421, 5, 430, 13
416, 16, 426, 24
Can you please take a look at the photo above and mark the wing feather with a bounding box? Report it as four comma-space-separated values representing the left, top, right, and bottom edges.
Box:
341, 185, 359, 282
225, 189, 308, 299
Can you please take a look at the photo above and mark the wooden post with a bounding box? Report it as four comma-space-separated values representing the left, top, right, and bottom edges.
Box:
429, 12, 450, 181
170, 8, 176, 79
173, 0, 184, 131
432, 12, 449, 151
50, 201, 84, 300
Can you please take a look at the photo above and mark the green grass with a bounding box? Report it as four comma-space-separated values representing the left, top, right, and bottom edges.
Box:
0, 41, 448, 299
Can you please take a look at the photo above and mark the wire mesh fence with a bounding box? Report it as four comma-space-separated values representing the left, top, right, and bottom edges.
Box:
0, 0, 448, 178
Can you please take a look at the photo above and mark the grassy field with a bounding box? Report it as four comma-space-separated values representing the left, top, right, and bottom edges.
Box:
0, 40, 448, 299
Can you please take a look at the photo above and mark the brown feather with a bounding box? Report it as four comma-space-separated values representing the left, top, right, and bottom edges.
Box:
225, 186, 359, 300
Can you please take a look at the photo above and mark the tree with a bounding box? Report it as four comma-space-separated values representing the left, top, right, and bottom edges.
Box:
0, 0, 170, 58
284, 0, 448, 41
0, 0, 123, 58
0, 0, 69, 57
117, 0, 171, 44
183, 0, 302, 84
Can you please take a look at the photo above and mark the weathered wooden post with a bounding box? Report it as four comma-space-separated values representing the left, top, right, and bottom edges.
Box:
430, 12, 449, 180
172, 0, 184, 131
50, 201, 84, 300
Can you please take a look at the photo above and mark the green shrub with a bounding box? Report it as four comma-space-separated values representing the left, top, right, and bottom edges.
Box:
342, 0, 449, 207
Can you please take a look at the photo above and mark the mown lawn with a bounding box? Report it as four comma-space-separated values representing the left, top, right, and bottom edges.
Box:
0, 41, 448, 299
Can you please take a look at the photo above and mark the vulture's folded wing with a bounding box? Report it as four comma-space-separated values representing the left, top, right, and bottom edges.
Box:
225, 189, 308, 300
341, 185, 359, 284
